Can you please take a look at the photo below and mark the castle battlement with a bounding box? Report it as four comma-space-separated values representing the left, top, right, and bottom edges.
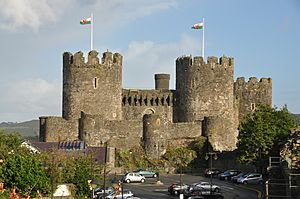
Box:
63, 50, 122, 67
176, 55, 234, 71
122, 89, 173, 106
235, 77, 272, 87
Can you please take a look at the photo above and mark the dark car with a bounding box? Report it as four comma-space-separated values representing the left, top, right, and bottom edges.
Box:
204, 169, 222, 177
168, 183, 189, 195
219, 170, 241, 180
133, 169, 158, 178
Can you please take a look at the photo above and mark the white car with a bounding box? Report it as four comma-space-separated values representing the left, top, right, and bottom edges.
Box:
124, 172, 145, 183
189, 181, 220, 192
105, 190, 134, 199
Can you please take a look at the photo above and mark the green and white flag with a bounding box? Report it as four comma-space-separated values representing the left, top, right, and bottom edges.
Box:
80, 17, 92, 25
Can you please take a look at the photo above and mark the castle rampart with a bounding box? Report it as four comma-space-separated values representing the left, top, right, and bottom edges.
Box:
234, 77, 272, 120
40, 48, 272, 159
175, 55, 234, 122
63, 50, 123, 121
39, 116, 78, 142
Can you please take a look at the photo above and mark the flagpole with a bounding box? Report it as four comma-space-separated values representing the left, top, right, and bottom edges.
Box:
91, 13, 93, 51
202, 18, 205, 59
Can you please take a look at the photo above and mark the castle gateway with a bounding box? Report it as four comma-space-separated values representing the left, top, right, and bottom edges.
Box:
39, 50, 272, 158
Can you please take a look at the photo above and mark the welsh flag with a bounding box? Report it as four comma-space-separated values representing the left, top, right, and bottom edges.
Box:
80, 17, 92, 25
192, 22, 204, 29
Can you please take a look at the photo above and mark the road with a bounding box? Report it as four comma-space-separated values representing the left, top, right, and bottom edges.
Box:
121, 174, 263, 199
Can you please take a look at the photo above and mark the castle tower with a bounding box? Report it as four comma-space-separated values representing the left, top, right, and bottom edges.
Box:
143, 114, 166, 159
155, 74, 170, 90
234, 77, 272, 121
62, 50, 123, 120
175, 56, 234, 122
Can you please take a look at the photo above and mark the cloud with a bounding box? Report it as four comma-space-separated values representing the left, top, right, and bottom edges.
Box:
122, 34, 200, 89
0, 79, 61, 122
0, 0, 71, 31
0, 0, 177, 31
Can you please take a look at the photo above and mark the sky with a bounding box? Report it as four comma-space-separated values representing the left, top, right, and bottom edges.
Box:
0, 0, 299, 122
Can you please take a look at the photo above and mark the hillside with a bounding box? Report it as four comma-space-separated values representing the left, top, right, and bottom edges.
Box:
0, 120, 39, 138
293, 114, 300, 126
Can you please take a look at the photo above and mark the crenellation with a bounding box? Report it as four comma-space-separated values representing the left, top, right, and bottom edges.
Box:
73, 51, 84, 66
113, 53, 122, 65
42, 48, 272, 157
193, 56, 204, 65
87, 50, 99, 65
248, 77, 258, 84
207, 56, 218, 64
102, 51, 113, 64
235, 77, 246, 84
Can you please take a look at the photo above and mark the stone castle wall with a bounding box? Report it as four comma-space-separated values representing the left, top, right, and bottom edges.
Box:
40, 50, 272, 158
234, 77, 272, 120
63, 51, 123, 121
39, 116, 78, 142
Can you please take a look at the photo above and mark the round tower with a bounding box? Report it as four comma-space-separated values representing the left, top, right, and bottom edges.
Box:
154, 74, 170, 90
62, 50, 123, 120
143, 114, 166, 159
175, 55, 234, 122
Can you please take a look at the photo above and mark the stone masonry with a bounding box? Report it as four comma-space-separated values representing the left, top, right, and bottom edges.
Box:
39, 50, 272, 158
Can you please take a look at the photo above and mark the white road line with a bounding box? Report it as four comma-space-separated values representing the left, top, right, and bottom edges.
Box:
220, 185, 234, 190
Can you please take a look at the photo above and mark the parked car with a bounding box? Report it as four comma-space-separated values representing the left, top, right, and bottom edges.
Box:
204, 168, 222, 177
237, 173, 263, 184
123, 173, 145, 183
105, 190, 134, 199
189, 182, 220, 192
168, 183, 189, 195
133, 168, 158, 178
219, 170, 241, 180
184, 188, 224, 199
95, 187, 115, 198
231, 172, 248, 183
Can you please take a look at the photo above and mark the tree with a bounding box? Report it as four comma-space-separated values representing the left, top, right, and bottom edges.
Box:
0, 130, 22, 160
163, 147, 197, 170
0, 151, 48, 197
238, 105, 297, 172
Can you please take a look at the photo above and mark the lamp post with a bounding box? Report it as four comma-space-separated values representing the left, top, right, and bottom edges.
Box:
205, 152, 217, 195
90, 178, 98, 199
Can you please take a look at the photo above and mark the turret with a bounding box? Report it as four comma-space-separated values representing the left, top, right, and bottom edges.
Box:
154, 74, 170, 90
175, 55, 234, 122
63, 50, 123, 120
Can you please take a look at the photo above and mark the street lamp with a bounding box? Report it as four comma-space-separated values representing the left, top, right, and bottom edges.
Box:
205, 152, 217, 195
90, 178, 98, 199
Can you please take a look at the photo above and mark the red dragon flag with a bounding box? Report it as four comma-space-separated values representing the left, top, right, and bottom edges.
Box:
80, 17, 92, 25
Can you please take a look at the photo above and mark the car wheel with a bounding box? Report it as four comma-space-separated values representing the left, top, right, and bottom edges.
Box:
243, 181, 248, 184
214, 188, 220, 193
126, 179, 131, 183
141, 178, 145, 183
153, 174, 157, 178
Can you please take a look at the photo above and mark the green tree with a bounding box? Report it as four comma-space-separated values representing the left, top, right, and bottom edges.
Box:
0, 151, 48, 197
238, 105, 297, 172
163, 147, 197, 170
0, 130, 22, 160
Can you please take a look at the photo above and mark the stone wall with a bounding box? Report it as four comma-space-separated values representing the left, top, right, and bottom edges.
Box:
39, 116, 78, 142
63, 51, 122, 121
234, 77, 272, 121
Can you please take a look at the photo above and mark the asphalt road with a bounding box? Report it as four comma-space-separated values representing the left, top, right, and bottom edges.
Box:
121, 174, 263, 199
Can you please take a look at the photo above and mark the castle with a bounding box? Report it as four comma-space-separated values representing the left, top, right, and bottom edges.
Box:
39, 50, 272, 158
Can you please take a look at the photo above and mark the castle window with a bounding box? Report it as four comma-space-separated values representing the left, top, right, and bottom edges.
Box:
94, 77, 98, 89
251, 103, 256, 111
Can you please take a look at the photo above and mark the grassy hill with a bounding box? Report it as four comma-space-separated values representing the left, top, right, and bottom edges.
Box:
0, 120, 39, 139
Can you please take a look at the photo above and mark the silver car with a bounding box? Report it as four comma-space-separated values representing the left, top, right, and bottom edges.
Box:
237, 173, 263, 184
189, 181, 220, 192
